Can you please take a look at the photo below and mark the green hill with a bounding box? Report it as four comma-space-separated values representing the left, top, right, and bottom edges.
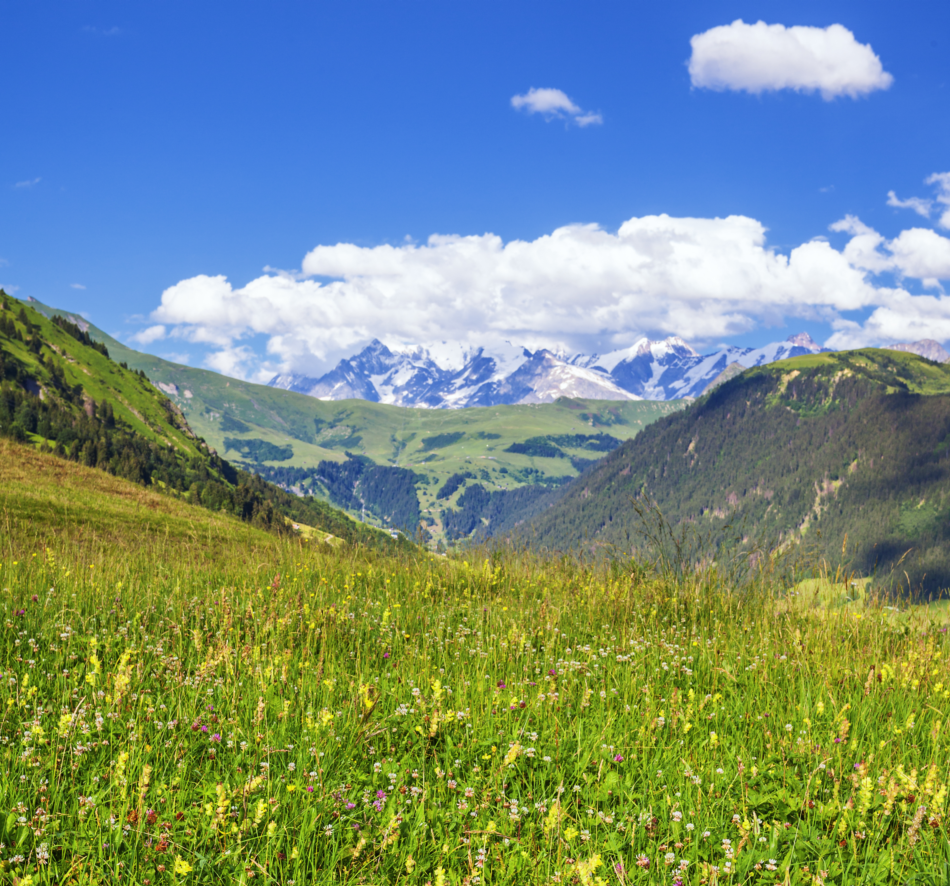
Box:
18, 297, 685, 541
0, 293, 402, 551
505, 348, 950, 597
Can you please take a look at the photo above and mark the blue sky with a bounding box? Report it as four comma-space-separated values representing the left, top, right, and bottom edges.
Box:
3, 1, 949, 379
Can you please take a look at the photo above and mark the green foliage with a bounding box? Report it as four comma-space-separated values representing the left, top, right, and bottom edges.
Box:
315, 457, 425, 534
505, 439, 565, 458
420, 431, 466, 451
51, 313, 110, 358
219, 413, 250, 433
503, 435, 620, 459
224, 436, 294, 462
443, 482, 558, 541
436, 471, 473, 501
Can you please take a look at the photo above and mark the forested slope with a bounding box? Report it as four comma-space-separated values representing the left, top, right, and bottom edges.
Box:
0, 292, 403, 550
511, 349, 950, 596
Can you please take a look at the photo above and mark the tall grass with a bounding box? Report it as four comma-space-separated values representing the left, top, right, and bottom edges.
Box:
1, 522, 949, 885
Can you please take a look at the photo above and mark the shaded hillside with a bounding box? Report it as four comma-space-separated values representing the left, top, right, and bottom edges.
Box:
509, 349, 950, 596
0, 293, 403, 550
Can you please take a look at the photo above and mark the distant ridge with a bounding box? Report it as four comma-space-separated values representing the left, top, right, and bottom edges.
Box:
267, 332, 834, 408
888, 339, 950, 363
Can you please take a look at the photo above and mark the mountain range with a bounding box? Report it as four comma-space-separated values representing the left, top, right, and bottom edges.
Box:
269, 333, 950, 409
263, 332, 818, 407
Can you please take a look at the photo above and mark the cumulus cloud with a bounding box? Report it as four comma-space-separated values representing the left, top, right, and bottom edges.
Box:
688, 20, 893, 99
148, 212, 921, 381
831, 215, 950, 287
928, 173, 950, 229
511, 88, 602, 126
887, 173, 950, 227
130, 324, 167, 346
828, 295, 950, 350
887, 191, 932, 218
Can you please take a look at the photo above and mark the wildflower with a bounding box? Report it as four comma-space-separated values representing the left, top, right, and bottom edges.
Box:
173, 857, 193, 876
635, 854, 650, 869
613, 754, 623, 762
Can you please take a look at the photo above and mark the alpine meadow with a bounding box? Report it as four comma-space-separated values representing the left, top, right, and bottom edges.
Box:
6, 2, 950, 884
5, 291, 950, 886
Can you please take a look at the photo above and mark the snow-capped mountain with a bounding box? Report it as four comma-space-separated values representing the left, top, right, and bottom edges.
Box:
267, 332, 831, 407
887, 340, 950, 363
269, 340, 639, 407
598, 331, 829, 400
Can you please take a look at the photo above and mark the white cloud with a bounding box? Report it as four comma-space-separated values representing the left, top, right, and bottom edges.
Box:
889, 228, 950, 284
887, 191, 932, 218
130, 324, 167, 345
70, 283, 87, 290
14, 178, 41, 189
574, 112, 604, 127
927, 172, 950, 229
827, 295, 950, 350
887, 173, 950, 227
688, 20, 893, 99
159, 352, 191, 365
149, 213, 909, 380
511, 87, 602, 126
830, 215, 950, 285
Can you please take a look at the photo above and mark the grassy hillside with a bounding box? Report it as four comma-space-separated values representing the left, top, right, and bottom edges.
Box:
0, 437, 282, 556
20, 297, 685, 541
509, 348, 950, 597
3, 447, 950, 883
0, 294, 404, 550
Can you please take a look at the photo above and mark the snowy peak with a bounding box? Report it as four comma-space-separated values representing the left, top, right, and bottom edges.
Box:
887, 340, 950, 363
266, 331, 838, 407
785, 332, 822, 352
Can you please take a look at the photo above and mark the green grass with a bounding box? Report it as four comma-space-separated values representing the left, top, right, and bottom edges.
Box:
749, 348, 950, 396
2, 301, 203, 458
2, 443, 950, 883
0, 439, 282, 558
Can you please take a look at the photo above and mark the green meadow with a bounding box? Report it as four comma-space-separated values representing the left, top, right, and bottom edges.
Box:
3, 443, 950, 885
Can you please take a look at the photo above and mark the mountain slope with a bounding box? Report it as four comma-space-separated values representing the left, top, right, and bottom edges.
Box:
507, 349, 950, 596
0, 293, 401, 550
0, 437, 280, 555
